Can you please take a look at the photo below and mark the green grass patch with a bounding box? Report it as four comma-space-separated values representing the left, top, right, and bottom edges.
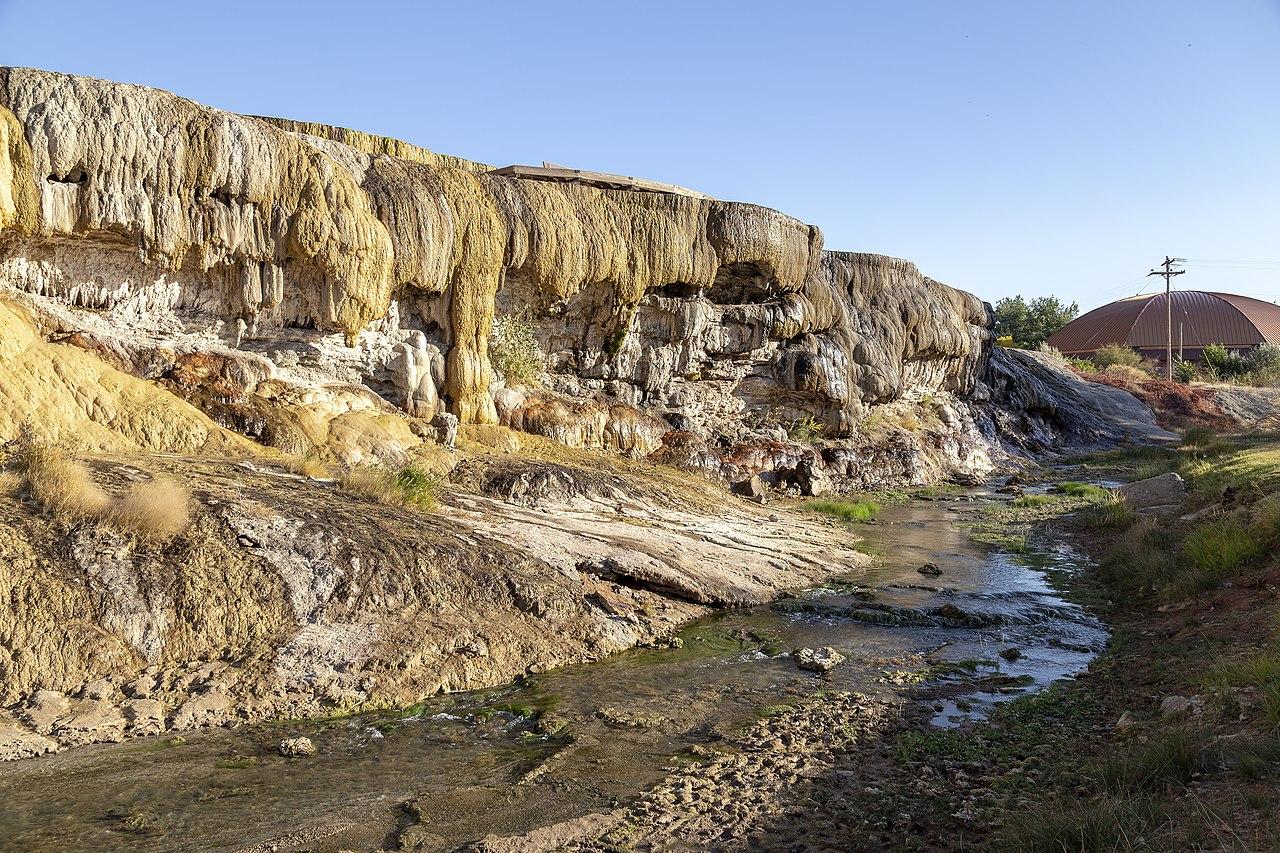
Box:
802, 497, 880, 523
1053, 481, 1112, 501
214, 754, 259, 770
1012, 494, 1059, 508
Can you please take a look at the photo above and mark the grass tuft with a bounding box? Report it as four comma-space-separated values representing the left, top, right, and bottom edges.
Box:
1177, 514, 1259, 581
340, 464, 441, 511
802, 497, 880, 523
997, 795, 1168, 852
1101, 726, 1207, 793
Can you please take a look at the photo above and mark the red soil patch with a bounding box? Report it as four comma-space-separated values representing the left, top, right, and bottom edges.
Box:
1073, 369, 1239, 430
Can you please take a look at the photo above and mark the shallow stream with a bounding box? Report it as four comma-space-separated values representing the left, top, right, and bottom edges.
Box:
0, 487, 1106, 851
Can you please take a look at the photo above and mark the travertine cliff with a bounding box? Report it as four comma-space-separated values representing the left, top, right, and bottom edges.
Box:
0, 68, 1175, 759
0, 66, 992, 486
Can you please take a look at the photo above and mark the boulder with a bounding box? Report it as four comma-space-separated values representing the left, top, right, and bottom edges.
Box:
1119, 473, 1187, 515
917, 563, 943, 577
432, 411, 459, 450
794, 459, 833, 498
732, 474, 768, 500
792, 647, 846, 674
279, 736, 316, 756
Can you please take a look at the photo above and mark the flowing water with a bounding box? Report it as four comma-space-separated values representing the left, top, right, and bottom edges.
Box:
0, 488, 1106, 851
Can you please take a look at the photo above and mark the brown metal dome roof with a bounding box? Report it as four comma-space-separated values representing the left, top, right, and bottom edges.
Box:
1047, 291, 1280, 356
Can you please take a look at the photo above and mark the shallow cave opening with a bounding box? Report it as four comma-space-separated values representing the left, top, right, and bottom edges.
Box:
47, 169, 88, 186
194, 187, 235, 205
657, 282, 702, 299
707, 263, 776, 305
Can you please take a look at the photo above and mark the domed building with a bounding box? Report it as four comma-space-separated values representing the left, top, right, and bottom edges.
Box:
1047, 291, 1280, 363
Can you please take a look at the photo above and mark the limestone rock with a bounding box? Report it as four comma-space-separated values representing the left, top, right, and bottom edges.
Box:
51, 699, 126, 747
18, 690, 70, 735
794, 459, 833, 498
792, 647, 846, 673
171, 691, 233, 730
1159, 695, 1204, 717
432, 411, 459, 450
983, 348, 1179, 450
123, 699, 166, 736
1119, 473, 1187, 516
0, 712, 56, 761
279, 736, 316, 756
79, 678, 116, 701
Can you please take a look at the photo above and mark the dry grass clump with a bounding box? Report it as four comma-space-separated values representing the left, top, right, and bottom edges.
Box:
16, 438, 111, 523
111, 476, 191, 541
7, 432, 191, 540
284, 452, 331, 479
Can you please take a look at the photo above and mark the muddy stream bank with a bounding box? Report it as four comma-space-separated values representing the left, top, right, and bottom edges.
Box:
0, 488, 1106, 851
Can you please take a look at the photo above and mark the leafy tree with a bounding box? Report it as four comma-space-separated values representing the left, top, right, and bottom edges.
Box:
992, 295, 1079, 349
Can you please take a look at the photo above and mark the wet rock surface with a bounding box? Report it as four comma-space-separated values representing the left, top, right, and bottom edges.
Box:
0, 489, 1104, 851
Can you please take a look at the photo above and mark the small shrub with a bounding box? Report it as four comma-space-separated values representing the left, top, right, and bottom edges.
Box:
803, 497, 880, 523
112, 476, 191, 541
1203, 342, 1249, 380
1103, 364, 1150, 383
489, 314, 545, 384
394, 466, 440, 510
1097, 517, 1178, 597
1181, 426, 1232, 459
1068, 357, 1097, 372
789, 415, 825, 444
1247, 342, 1280, 373
1094, 343, 1145, 370
1037, 342, 1064, 361
1173, 358, 1197, 383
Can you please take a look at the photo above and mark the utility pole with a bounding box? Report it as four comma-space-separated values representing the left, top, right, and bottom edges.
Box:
1147, 256, 1185, 380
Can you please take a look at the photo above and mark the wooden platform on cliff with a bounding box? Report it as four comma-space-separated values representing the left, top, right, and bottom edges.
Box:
488, 162, 711, 198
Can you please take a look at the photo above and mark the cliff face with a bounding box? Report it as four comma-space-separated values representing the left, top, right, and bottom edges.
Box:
0, 66, 992, 483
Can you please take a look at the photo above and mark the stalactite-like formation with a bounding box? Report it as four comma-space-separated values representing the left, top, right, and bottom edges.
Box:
0, 66, 988, 430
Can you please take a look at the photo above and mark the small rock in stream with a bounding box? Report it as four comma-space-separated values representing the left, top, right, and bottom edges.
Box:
279, 736, 316, 756
792, 647, 846, 674
917, 563, 943, 577
999, 647, 1022, 662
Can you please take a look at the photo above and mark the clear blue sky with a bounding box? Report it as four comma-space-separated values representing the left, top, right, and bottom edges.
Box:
1, 0, 1277, 310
